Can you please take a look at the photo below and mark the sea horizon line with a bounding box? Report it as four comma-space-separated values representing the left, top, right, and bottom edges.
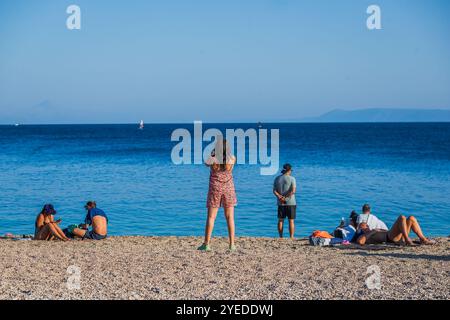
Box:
2, 121, 450, 126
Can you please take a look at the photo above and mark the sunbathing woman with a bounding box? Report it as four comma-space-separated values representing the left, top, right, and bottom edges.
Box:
34, 204, 70, 241
356, 215, 434, 245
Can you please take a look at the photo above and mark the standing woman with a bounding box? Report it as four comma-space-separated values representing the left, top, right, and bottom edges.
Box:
198, 138, 237, 251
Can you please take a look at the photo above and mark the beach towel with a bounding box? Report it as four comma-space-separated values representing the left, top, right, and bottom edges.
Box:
1, 233, 33, 240
309, 236, 350, 246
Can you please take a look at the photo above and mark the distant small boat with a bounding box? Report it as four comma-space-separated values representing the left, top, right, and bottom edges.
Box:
14, 123, 20, 127
257, 122, 263, 128
139, 120, 144, 130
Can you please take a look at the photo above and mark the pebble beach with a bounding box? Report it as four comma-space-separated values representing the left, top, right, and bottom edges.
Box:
0, 236, 448, 300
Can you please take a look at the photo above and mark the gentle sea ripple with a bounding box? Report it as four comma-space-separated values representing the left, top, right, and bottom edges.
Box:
0, 123, 449, 237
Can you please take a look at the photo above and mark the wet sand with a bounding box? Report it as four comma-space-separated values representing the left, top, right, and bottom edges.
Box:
0, 236, 448, 300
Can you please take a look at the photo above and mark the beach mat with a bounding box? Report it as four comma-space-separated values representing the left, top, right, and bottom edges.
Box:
0, 234, 33, 241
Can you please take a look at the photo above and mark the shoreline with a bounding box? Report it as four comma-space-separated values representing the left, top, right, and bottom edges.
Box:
0, 236, 448, 300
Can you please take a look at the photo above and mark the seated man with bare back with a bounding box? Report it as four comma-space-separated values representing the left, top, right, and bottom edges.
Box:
72, 201, 108, 240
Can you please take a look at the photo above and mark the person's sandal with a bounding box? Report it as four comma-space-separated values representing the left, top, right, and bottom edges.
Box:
197, 244, 211, 251
229, 245, 236, 251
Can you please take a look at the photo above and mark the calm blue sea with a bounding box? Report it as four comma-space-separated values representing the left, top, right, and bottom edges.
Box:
0, 123, 449, 237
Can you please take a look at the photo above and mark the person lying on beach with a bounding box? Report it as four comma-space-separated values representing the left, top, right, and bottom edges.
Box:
356, 215, 434, 246
34, 204, 70, 241
71, 201, 108, 240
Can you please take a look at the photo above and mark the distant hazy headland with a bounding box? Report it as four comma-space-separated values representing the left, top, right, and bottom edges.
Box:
2, 106, 450, 125
301, 108, 450, 122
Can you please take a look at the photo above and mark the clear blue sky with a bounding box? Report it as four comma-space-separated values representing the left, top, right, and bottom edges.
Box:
1, 0, 449, 124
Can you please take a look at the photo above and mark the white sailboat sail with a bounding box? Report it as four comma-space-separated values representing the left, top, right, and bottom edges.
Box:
139, 120, 144, 129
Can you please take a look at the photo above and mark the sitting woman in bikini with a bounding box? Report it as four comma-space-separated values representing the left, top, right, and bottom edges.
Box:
34, 204, 70, 241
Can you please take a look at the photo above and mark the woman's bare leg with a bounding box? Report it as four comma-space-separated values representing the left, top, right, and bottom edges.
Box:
388, 215, 413, 244
224, 207, 235, 247
55, 224, 70, 240
204, 207, 219, 245
46, 230, 55, 240
48, 223, 70, 241
407, 216, 431, 244
47, 224, 62, 240
35, 225, 51, 240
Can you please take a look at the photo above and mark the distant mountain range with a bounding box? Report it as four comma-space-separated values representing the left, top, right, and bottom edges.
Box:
301, 108, 450, 122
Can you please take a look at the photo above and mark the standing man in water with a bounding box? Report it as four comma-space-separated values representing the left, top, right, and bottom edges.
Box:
273, 164, 297, 239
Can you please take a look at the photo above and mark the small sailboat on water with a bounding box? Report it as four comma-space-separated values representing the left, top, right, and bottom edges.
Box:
139, 120, 144, 130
